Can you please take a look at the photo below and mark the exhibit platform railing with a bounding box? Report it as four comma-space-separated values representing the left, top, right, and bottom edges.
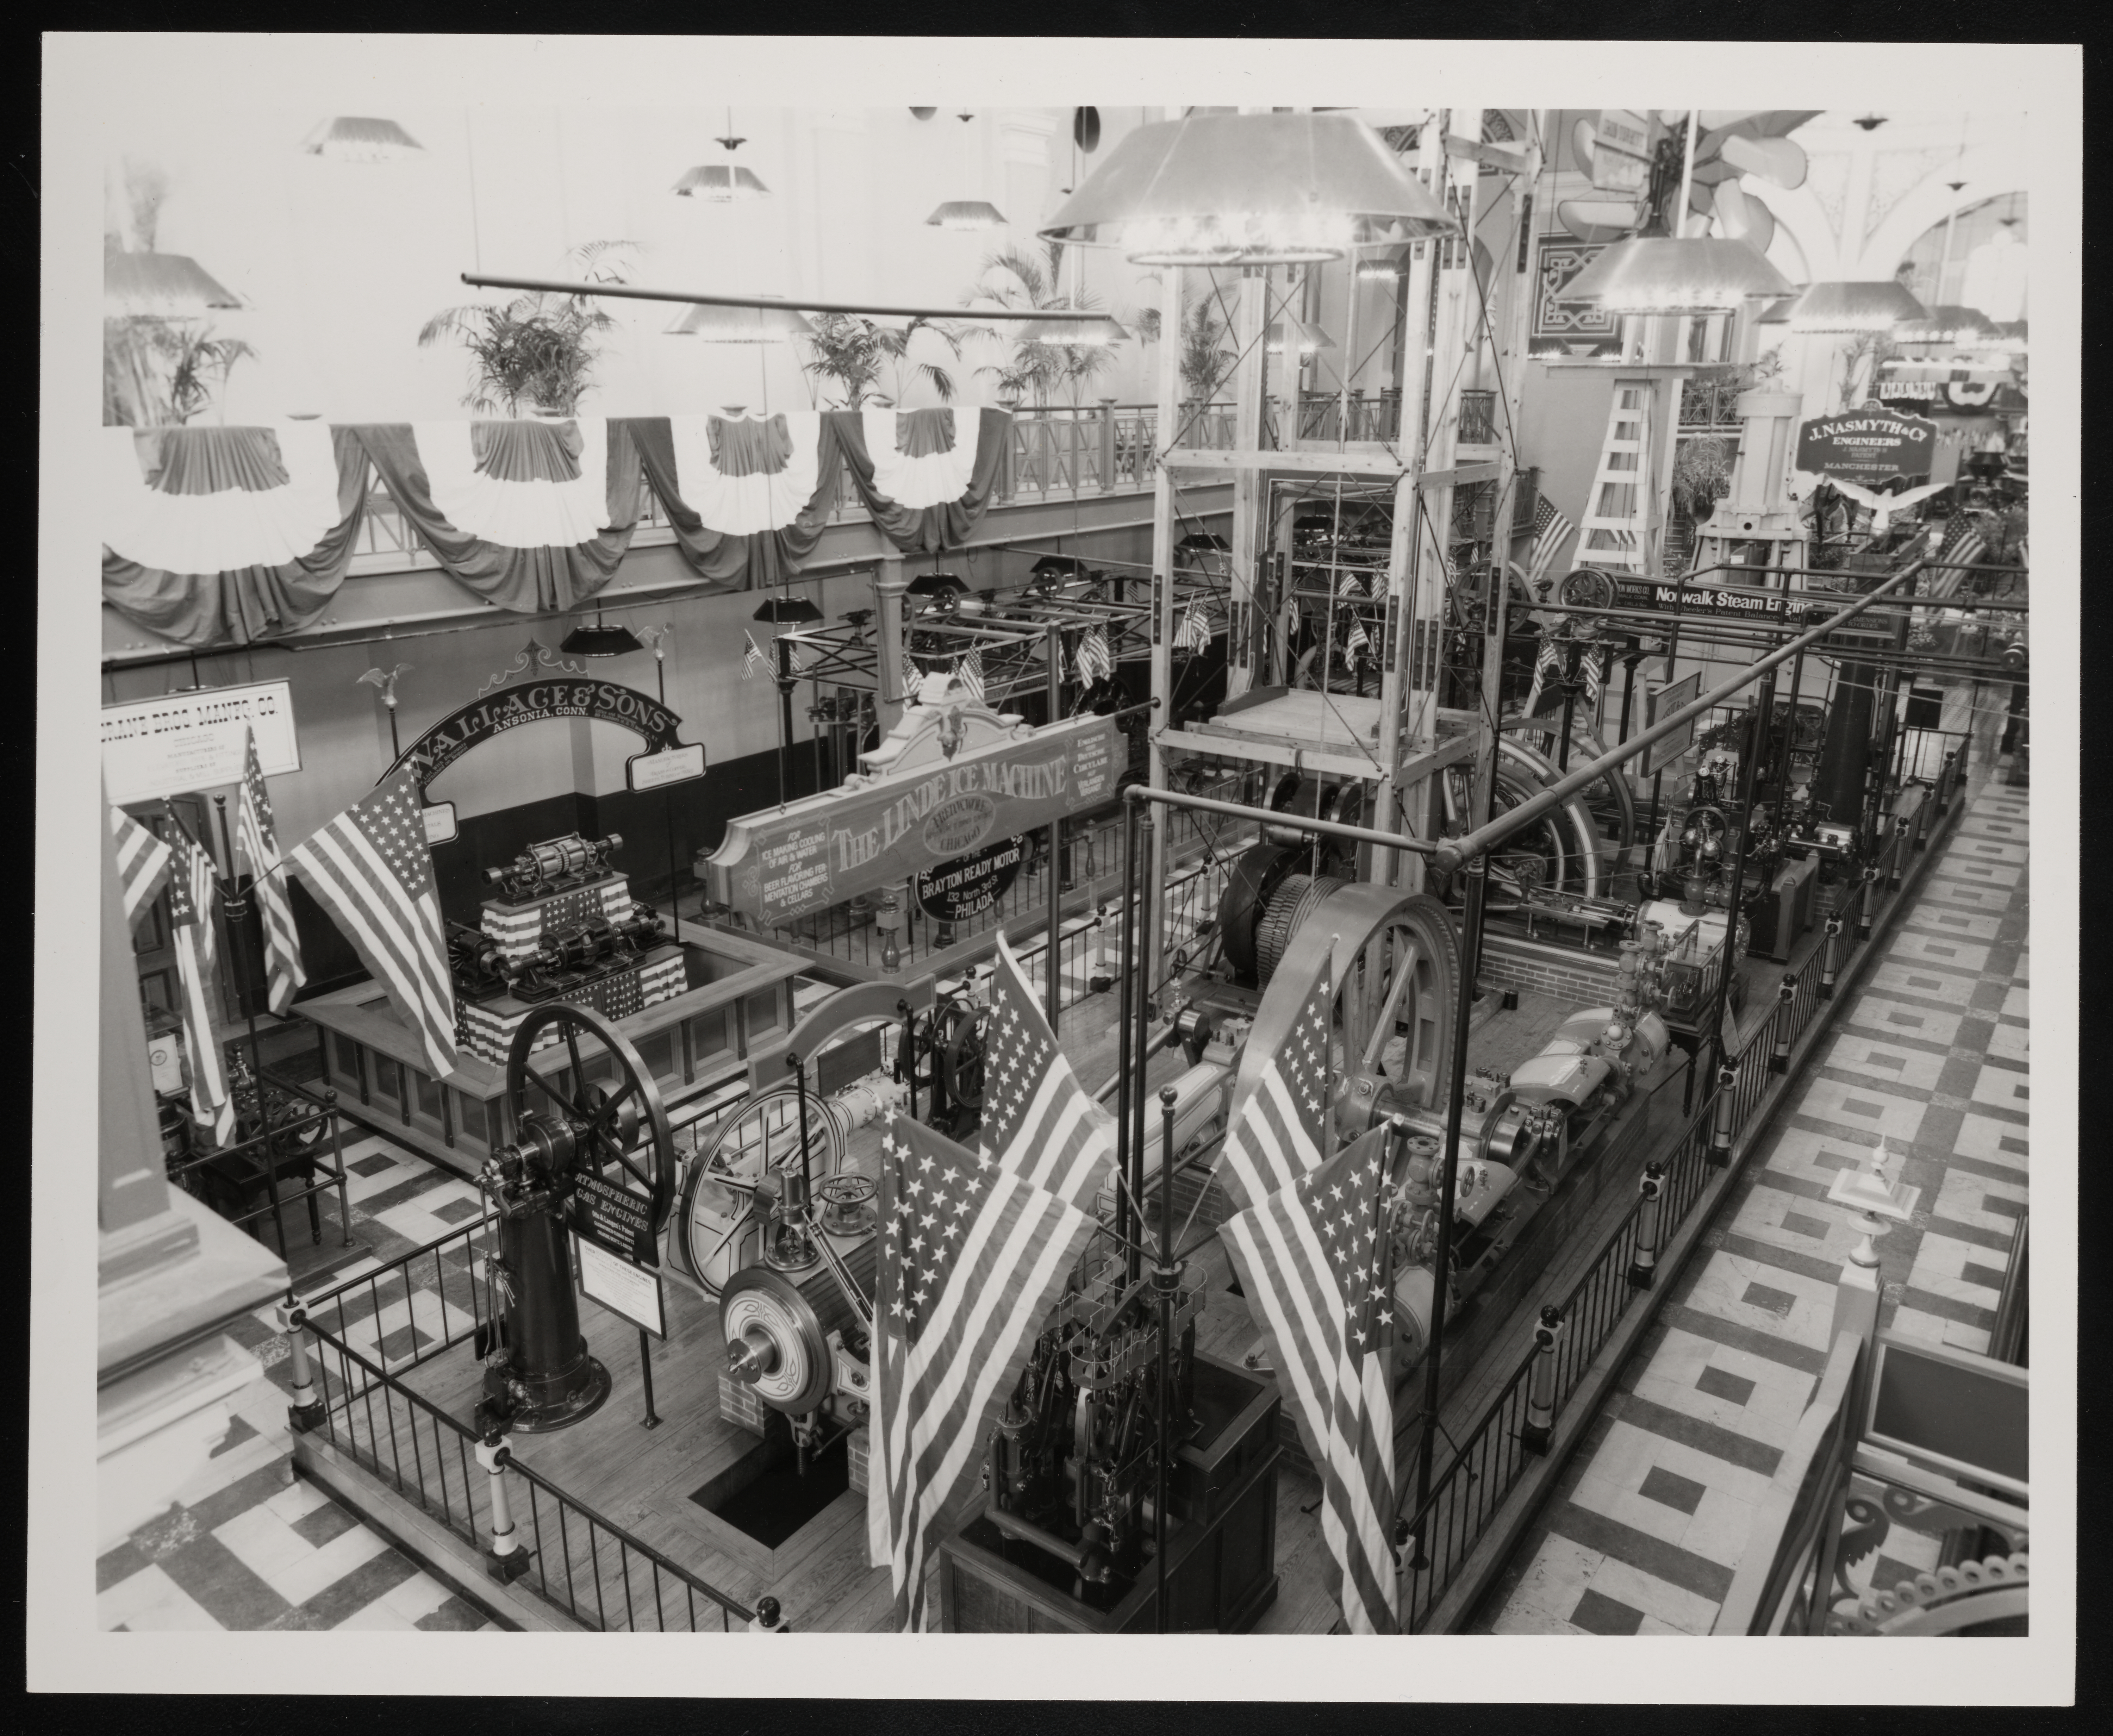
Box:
163, 1080, 354, 1263
1397, 702, 1969, 1631
289, 1216, 758, 1633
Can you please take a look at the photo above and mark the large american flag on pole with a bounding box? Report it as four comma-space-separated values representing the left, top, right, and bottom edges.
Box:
1220, 1124, 1398, 1634
866, 1112, 1101, 1629
1525, 495, 1576, 589
289, 769, 459, 1076
955, 648, 987, 705
235, 726, 306, 1014
166, 821, 236, 1146
1218, 951, 1335, 1216
110, 806, 172, 925
980, 932, 1118, 1209
1935, 506, 1989, 578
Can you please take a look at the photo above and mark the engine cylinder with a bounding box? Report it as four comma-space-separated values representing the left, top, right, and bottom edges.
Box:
720, 1235, 877, 1415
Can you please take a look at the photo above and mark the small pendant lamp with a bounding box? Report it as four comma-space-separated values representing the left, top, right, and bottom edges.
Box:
1785, 280, 1928, 332
675, 110, 771, 201
301, 117, 424, 161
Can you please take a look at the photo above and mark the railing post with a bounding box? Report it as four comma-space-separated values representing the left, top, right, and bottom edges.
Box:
749, 1594, 790, 1632
1769, 975, 1799, 1075
1819, 912, 1843, 1002
1888, 816, 1910, 888
277, 1296, 326, 1432
1099, 398, 1117, 493
1709, 1061, 1738, 1166
1854, 864, 1877, 941
1520, 1305, 1566, 1453
1627, 1163, 1666, 1290
476, 1426, 532, 1582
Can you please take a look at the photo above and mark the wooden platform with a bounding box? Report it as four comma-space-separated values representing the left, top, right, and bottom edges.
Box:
1192, 687, 1385, 756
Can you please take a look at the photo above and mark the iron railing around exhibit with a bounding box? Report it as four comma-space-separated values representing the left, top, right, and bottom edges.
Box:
163, 1080, 354, 1261
292, 1216, 757, 1633
1395, 747, 1965, 1631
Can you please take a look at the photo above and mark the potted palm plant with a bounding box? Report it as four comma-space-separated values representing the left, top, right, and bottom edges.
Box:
958, 242, 1122, 409
799, 312, 962, 408
418, 241, 640, 416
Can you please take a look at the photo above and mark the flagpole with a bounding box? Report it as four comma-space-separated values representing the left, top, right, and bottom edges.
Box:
1128, 799, 1158, 1287
1043, 623, 1064, 1034
213, 793, 290, 1257
1154, 1082, 1180, 1634
1112, 793, 1140, 1278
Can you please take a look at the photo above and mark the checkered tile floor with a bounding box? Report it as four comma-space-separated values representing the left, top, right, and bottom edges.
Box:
98, 1126, 505, 1632
1476, 759, 2029, 1635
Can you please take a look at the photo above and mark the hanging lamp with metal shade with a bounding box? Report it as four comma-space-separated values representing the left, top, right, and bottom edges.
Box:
1755, 292, 1801, 325
751, 595, 826, 625
1019, 314, 1128, 346
1785, 280, 1928, 333
926, 200, 1008, 231
906, 570, 967, 600
1357, 244, 1411, 281
1039, 111, 1456, 266
1266, 317, 1338, 357
301, 116, 425, 161
1556, 235, 1792, 316
1894, 304, 1997, 345
676, 111, 771, 201
560, 611, 645, 657
663, 298, 816, 342
104, 251, 244, 319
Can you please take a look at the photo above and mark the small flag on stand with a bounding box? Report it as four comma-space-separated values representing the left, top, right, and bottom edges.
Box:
1344, 616, 1372, 664
1218, 950, 1334, 1215
956, 648, 986, 705
1074, 625, 1113, 684
867, 1112, 1101, 1630
741, 631, 768, 679
1580, 645, 1607, 713
1522, 635, 1564, 717
110, 806, 172, 925
1525, 496, 1576, 588
1176, 597, 1214, 653
166, 821, 236, 1146
979, 933, 1117, 1208
1220, 1124, 1398, 1634
235, 726, 306, 1014
289, 769, 458, 1077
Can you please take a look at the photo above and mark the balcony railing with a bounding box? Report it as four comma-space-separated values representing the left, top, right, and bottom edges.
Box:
1679, 372, 1753, 430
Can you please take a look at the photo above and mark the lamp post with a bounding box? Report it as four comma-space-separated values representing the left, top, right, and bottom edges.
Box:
637, 625, 682, 912
1825, 1136, 1915, 1349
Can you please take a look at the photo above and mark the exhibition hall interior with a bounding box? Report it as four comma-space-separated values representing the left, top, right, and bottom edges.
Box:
69, 58, 2047, 1651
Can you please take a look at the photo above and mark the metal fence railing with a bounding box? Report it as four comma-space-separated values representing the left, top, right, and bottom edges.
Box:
165, 1082, 354, 1260
294, 1217, 757, 1633
1396, 756, 1964, 1631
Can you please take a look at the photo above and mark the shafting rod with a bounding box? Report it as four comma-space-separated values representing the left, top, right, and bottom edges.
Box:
1130, 787, 1437, 857
462, 272, 1111, 325
1433, 562, 1928, 876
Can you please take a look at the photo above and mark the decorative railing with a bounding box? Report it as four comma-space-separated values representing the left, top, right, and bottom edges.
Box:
1396, 756, 1964, 1631
1678, 372, 1754, 430
165, 1079, 354, 1261
292, 1217, 756, 1632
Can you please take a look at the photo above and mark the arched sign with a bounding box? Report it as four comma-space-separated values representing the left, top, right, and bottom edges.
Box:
385, 666, 705, 844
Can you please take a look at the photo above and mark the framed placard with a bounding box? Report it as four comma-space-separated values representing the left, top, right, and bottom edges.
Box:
421, 802, 458, 845
101, 679, 300, 805
1643, 671, 1702, 777
628, 743, 706, 793
575, 1235, 667, 1339
1865, 1335, 2027, 1499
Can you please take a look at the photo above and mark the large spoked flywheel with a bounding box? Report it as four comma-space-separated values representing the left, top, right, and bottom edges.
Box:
506, 1001, 677, 1239
1230, 878, 1464, 1141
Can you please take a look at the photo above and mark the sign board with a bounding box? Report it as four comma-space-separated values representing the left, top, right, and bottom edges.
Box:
1795, 408, 1939, 487
628, 742, 706, 793
421, 802, 458, 846
709, 711, 1123, 926
575, 1234, 667, 1338
1588, 110, 1652, 193
1615, 576, 1792, 621
915, 835, 1028, 922
1865, 1335, 2028, 1499
101, 680, 300, 806
1643, 671, 1703, 776
568, 1171, 660, 1268
387, 676, 704, 794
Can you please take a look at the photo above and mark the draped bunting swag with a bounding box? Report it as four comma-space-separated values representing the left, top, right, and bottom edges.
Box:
102, 408, 1014, 650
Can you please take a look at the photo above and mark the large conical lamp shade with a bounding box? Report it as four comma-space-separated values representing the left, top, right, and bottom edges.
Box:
104, 251, 243, 318
1787, 280, 1928, 332
1557, 236, 1792, 315
301, 117, 424, 161
1894, 305, 1996, 344
926, 200, 1008, 231
1755, 293, 1800, 325
752, 595, 825, 624
1040, 111, 1456, 265
674, 163, 770, 201
663, 299, 815, 342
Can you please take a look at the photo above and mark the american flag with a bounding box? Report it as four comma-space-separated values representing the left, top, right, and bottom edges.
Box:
1935, 507, 1989, 576
1525, 495, 1576, 588
1522, 634, 1564, 718
741, 631, 768, 679
955, 648, 986, 705
1176, 596, 1214, 653
166, 822, 236, 1145
110, 806, 172, 925
235, 726, 306, 1014
866, 1112, 1101, 1630
980, 933, 1118, 1209
289, 769, 459, 1076
1218, 951, 1334, 1215
1580, 644, 1607, 713
1074, 624, 1113, 684
1344, 616, 1372, 663
1219, 1124, 1398, 1634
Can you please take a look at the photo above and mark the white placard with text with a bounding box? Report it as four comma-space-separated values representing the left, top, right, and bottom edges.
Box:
101, 680, 300, 806
575, 1234, 667, 1338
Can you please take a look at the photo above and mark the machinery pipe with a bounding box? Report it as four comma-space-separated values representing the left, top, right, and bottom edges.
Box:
462, 272, 1114, 324
1432, 563, 1929, 877
1129, 786, 1436, 857
1129, 812, 1159, 1285
1114, 797, 1140, 1276
1045, 624, 1064, 1032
